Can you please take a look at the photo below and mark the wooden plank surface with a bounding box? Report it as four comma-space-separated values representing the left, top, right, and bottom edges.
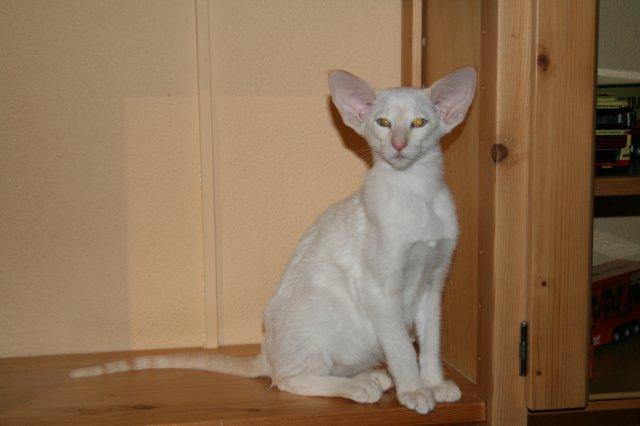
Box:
401, 0, 423, 88
477, 0, 499, 422
585, 398, 640, 411
594, 175, 640, 197
0, 345, 485, 425
529, 407, 640, 426
477, 0, 533, 424
423, 0, 481, 384
527, 0, 597, 410
529, 398, 640, 414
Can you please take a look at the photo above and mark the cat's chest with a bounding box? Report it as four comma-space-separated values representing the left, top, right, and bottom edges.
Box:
376, 189, 455, 242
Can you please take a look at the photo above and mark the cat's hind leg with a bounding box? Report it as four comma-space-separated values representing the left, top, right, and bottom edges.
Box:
275, 372, 389, 403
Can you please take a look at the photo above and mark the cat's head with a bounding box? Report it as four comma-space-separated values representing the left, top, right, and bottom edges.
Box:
328, 67, 476, 170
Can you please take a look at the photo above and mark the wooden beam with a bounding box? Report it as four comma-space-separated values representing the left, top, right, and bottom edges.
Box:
594, 175, 640, 197
478, 0, 532, 424
527, 0, 597, 410
423, 0, 481, 384
401, 0, 423, 87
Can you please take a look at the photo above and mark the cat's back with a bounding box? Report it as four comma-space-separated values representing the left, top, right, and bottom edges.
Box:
292, 191, 368, 267
317, 191, 366, 234
263, 191, 368, 316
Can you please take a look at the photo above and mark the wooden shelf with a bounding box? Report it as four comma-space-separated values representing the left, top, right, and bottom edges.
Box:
589, 335, 640, 401
594, 161, 640, 197
594, 174, 640, 197
0, 345, 484, 425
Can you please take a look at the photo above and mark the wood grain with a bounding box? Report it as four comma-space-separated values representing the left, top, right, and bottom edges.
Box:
594, 175, 640, 197
528, 0, 597, 410
423, 0, 481, 384
476, 0, 499, 421
477, 0, 533, 424
530, 398, 640, 414
401, 0, 423, 88
0, 345, 484, 425
528, 407, 640, 426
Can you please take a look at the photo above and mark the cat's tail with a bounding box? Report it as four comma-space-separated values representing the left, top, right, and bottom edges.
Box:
69, 350, 269, 379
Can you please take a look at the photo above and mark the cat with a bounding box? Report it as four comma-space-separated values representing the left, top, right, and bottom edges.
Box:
70, 67, 477, 415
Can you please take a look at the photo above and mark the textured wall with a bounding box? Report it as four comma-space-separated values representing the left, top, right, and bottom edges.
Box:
210, 0, 402, 344
0, 0, 402, 356
0, 1, 204, 357
593, 0, 640, 266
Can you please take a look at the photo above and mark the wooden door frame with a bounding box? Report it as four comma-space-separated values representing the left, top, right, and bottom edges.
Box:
410, 0, 597, 423
477, 0, 532, 423
526, 0, 596, 410
409, 0, 530, 423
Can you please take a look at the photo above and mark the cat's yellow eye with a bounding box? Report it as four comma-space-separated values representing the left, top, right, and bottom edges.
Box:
375, 118, 392, 128
411, 118, 427, 128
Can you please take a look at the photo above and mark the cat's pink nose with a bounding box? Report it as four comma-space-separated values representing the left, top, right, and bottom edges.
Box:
392, 138, 407, 152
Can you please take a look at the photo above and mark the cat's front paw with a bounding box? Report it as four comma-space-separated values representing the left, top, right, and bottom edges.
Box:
354, 369, 393, 392
426, 380, 461, 403
397, 388, 436, 415
345, 380, 383, 404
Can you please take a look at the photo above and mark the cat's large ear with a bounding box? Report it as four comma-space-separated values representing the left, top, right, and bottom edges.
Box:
427, 67, 477, 132
328, 70, 376, 134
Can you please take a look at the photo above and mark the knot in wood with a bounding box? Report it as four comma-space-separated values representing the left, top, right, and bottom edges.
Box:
537, 53, 550, 71
132, 404, 154, 410
491, 144, 508, 163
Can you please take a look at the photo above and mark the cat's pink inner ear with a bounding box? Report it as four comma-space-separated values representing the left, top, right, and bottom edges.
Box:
429, 67, 477, 129
328, 70, 376, 131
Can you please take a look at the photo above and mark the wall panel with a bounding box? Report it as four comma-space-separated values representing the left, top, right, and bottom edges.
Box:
0, 0, 204, 356
210, 0, 402, 344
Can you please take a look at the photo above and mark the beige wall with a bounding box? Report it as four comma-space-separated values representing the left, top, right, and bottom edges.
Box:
210, 0, 401, 344
1, 0, 402, 356
0, 0, 204, 357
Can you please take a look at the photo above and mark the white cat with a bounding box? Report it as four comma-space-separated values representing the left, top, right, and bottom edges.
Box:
71, 68, 477, 415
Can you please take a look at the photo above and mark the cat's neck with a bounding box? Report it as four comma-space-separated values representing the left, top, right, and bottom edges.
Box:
368, 146, 443, 183
366, 146, 445, 193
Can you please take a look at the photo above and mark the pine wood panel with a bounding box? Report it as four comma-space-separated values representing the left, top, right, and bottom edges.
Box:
423, 0, 481, 384
401, 0, 423, 88
529, 407, 640, 426
0, 345, 485, 425
527, 0, 596, 410
594, 175, 640, 197
476, 0, 499, 421
530, 398, 640, 414
477, 0, 533, 424
585, 398, 640, 410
